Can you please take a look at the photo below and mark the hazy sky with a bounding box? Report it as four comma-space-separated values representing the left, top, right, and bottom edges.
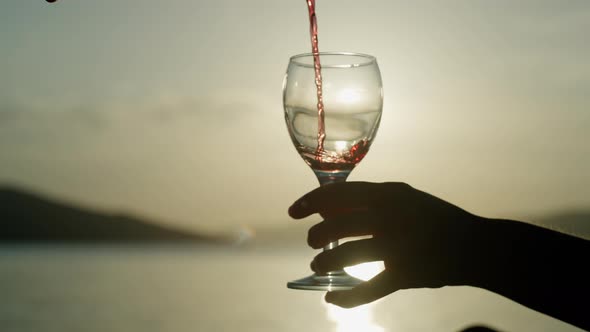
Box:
1, 1, 589, 232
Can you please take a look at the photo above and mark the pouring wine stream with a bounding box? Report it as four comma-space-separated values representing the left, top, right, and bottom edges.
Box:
307, 0, 327, 161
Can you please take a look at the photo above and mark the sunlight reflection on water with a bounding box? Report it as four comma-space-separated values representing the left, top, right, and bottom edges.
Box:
0, 246, 581, 332
324, 301, 385, 332
324, 261, 386, 331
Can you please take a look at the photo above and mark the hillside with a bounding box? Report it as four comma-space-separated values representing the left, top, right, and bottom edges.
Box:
0, 187, 220, 243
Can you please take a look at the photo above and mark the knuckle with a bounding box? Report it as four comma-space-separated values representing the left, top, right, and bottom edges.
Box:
313, 253, 330, 270
307, 227, 317, 246
307, 224, 323, 247
391, 182, 412, 191
380, 182, 414, 201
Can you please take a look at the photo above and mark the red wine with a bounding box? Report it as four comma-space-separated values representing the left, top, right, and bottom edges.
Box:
296, 139, 370, 172
284, 103, 381, 172
305, 0, 326, 161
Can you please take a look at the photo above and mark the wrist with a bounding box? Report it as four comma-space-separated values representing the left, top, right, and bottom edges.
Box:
460, 215, 514, 290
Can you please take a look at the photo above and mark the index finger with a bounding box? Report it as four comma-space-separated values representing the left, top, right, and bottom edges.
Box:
288, 182, 410, 219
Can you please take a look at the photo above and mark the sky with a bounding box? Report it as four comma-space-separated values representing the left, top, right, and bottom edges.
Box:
1, 0, 589, 233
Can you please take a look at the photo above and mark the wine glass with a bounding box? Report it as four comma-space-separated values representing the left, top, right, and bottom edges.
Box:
283, 52, 383, 290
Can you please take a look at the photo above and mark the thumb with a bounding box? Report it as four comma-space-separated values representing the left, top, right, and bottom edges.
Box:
325, 271, 398, 308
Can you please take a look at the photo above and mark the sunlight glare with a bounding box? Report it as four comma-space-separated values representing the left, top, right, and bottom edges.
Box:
343, 261, 385, 281
324, 301, 385, 332
338, 88, 361, 104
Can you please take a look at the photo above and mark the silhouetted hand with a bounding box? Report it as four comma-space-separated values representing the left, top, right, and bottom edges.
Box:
460, 326, 499, 332
288, 182, 481, 307
288, 182, 590, 331
461, 325, 499, 332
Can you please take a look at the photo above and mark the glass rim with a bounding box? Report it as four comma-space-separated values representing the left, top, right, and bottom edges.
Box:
289, 52, 377, 69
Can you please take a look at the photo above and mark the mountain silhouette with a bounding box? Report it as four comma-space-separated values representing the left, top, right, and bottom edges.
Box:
0, 187, 220, 243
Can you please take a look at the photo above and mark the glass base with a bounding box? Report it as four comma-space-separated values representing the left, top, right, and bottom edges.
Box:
287, 270, 364, 291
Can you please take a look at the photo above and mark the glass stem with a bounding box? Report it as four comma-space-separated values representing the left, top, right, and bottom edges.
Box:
313, 170, 351, 186
313, 169, 351, 275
